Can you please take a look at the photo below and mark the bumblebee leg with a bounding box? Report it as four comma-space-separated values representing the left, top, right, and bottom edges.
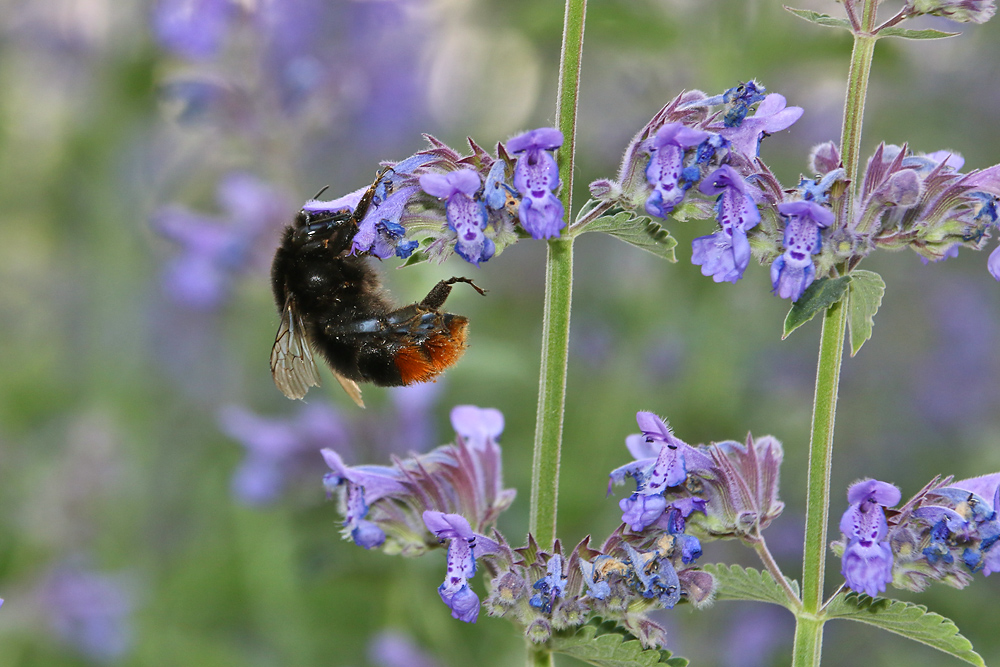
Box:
419, 277, 487, 310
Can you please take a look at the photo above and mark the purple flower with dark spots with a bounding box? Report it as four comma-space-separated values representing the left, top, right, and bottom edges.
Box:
420, 170, 494, 265
644, 123, 710, 218
691, 165, 761, 283
622, 541, 681, 608
321, 448, 407, 549
423, 512, 499, 623
608, 412, 713, 531
770, 200, 834, 301
928, 474, 1000, 575
153, 0, 235, 61
508, 128, 565, 239
716, 94, 803, 158
839, 479, 901, 597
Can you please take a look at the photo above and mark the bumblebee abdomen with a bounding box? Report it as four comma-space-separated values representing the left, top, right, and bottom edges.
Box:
393, 314, 469, 385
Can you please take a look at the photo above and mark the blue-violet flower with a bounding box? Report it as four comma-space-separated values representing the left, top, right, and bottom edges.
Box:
839, 479, 901, 597
508, 128, 565, 239
420, 170, 494, 265
770, 200, 834, 301
692, 165, 761, 283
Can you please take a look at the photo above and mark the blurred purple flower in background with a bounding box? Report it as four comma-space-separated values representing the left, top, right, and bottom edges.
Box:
153, 0, 236, 61
152, 173, 289, 310
39, 562, 134, 663
368, 630, 442, 667
219, 402, 349, 506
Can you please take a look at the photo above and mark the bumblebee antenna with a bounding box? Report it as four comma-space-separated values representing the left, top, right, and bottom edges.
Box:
312, 185, 330, 199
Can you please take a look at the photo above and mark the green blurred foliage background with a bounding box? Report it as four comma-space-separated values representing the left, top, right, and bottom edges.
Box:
0, 0, 998, 665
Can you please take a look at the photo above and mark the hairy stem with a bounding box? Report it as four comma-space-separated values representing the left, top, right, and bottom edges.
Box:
841, 0, 879, 215
749, 532, 802, 610
529, 0, 586, 553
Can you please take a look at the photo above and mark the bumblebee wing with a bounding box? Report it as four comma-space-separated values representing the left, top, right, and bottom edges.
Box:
270, 297, 322, 400
332, 372, 365, 409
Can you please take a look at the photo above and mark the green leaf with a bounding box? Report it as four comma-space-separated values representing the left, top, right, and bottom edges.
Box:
783, 7, 853, 31
578, 210, 678, 262
700, 563, 800, 608
846, 269, 885, 356
878, 27, 959, 40
781, 276, 852, 339
825, 593, 985, 666
547, 620, 688, 667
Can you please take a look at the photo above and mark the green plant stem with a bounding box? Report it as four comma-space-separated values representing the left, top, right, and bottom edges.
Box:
792, 5, 880, 664
529, 648, 555, 667
529, 236, 574, 550
749, 532, 802, 610
841, 0, 879, 215
529, 0, 587, 552
792, 299, 848, 667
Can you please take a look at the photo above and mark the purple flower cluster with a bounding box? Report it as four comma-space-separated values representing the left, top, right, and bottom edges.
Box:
152, 173, 290, 310
609, 412, 785, 540
834, 473, 1000, 596
291, 129, 564, 269
320, 405, 515, 556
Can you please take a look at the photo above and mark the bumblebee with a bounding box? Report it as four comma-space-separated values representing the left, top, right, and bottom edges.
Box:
269, 171, 485, 406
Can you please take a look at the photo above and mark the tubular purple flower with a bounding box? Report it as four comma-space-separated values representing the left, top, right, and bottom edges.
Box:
770, 200, 834, 301
508, 128, 565, 239
714, 94, 803, 159
351, 185, 420, 259
691, 165, 761, 283
608, 412, 713, 532
423, 511, 499, 623
322, 448, 407, 549
644, 123, 710, 218
529, 554, 567, 613
929, 474, 1000, 575
839, 479, 901, 597
420, 170, 494, 265
483, 160, 513, 210
450, 405, 504, 449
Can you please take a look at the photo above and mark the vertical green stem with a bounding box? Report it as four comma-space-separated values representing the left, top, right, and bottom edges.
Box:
529, 237, 574, 549
840, 0, 879, 209
528, 0, 587, 550
799, 300, 848, 615
794, 6, 879, 663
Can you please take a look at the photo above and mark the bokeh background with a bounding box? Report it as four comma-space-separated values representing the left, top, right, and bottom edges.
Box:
0, 0, 998, 665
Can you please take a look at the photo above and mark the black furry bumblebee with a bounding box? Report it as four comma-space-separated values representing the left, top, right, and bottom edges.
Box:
269, 170, 485, 406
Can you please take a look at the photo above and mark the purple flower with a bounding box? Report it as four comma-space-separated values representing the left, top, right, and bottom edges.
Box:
529, 554, 567, 613
321, 448, 407, 549
483, 160, 513, 210
321, 405, 515, 555
508, 128, 565, 239
928, 474, 1000, 575
715, 94, 803, 159
770, 200, 834, 301
40, 563, 134, 663
906, 0, 997, 23
153, 0, 235, 61
608, 412, 713, 531
352, 184, 421, 259
423, 512, 499, 623
621, 542, 681, 609
420, 170, 494, 265
839, 479, 901, 597
153, 173, 288, 310
220, 403, 347, 505
644, 123, 711, 218
691, 165, 761, 283
450, 404, 503, 449
721, 80, 767, 127
368, 631, 442, 667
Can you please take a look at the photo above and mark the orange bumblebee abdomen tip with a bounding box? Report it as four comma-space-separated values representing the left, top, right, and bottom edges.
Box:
394, 316, 469, 385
